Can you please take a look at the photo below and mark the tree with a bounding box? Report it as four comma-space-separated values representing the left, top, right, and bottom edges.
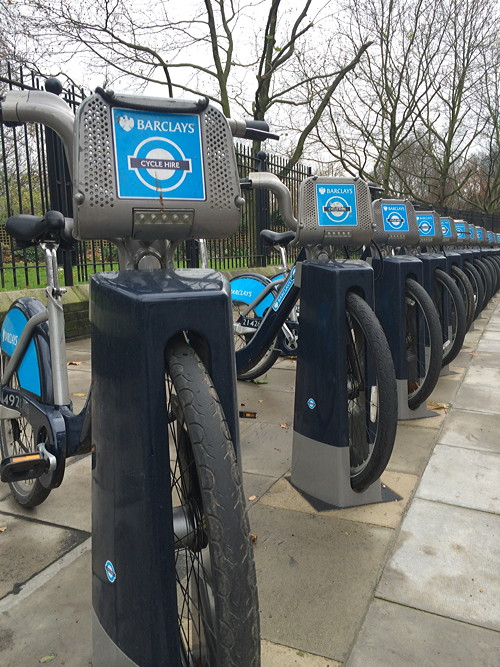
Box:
3, 0, 371, 172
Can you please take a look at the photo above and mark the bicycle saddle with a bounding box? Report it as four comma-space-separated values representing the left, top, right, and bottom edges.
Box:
260, 229, 296, 247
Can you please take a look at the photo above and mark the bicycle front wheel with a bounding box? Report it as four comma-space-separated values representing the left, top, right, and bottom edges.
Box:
451, 265, 475, 331
346, 292, 397, 491
166, 336, 260, 666
405, 278, 442, 410
434, 268, 467, 367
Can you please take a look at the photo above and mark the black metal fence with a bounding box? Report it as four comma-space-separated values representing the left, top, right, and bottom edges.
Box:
1, 63, 498, 290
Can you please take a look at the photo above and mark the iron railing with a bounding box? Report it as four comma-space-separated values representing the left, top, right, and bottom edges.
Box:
1, 63, 499, 289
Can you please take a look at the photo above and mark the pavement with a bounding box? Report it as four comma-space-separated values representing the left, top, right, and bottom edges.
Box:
0, 294, 499, 666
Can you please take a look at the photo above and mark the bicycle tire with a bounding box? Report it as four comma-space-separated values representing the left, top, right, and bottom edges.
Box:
231, 273, 281, 381
405, 278, 443, 410
451, 265, 475, 331
166, 336, 260, 666
0, 352, 51, 508
463, 261, 485, 319
345, 292, 397, 491
473, 259, 493, 308
434, 268, 467, 367
484, 256, 500, 293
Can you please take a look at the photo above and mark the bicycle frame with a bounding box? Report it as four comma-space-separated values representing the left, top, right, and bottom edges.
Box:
0, 241, 91, 487
234, 248, 305, 375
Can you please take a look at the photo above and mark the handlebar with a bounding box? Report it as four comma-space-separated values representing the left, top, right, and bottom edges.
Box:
0, 89, 75, 172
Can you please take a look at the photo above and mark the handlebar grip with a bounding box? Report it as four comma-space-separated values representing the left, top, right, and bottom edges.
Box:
228, 118, 280, 141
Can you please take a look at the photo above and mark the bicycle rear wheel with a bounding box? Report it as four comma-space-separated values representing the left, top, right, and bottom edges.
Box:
166, 337, 260, 666
231, 273, 281, 380
0, 352, 51, 508
405, 278, 442, 410
434, 268, 467, 367
346, 292, 397, 491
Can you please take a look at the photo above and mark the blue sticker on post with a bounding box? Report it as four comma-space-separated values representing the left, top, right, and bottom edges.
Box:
416, 213, 435, 237
455, 222, 467, 239
382, 204, 409, 232
441, 219, 452, 237
315, 184, 358, 227
105, 560, 117, 583
112, 108, 205, 201
476, 228, 483, 241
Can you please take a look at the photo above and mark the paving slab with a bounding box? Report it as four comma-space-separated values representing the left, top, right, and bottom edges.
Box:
249, 503, 393, 662
439, 408, 500, 453
258, 472, 416, 530
470, 351, 500, 368
262, 640, 337, 666
387, 423, 438, 476
416, 444, 500, 513
243, 471, 280, 506
237, 382, 295, 425
453, 381, 500, 413
0, 455, 92, 532
377, 498, 500, 630
346, 598, 500, 667
463, 364, 500, 387
398, 407, 446, 430
0, 549, 92, 667
426, 374, 462, 403
240, 421, 293, 478
482, 330, 500, 340
0, 512, 89, 599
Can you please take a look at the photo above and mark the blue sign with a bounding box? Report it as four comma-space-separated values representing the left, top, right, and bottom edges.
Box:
382, 204, 409, 232
307, 398, 316, 410
315, 184, 358, 226
441, 219, 452, 237
105, 560, 116, 583
469, 225, 476, 240
112, 108, 205, 200
416, 213, 435, 237
1, 308, 41, 396
455, 223, 467, 239
476, 228, 483, 240
272, 267, 296, 312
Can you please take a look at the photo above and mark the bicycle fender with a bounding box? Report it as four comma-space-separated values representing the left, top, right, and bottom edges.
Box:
230, 273, 275, 316
1, 298, 53, 403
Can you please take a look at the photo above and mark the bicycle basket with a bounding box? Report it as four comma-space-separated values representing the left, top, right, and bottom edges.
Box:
440, 216, 458, 245
415, 210, 443, 245
295, 177, 373, 246
372, 199, 420, 247
72, 90, 243, 241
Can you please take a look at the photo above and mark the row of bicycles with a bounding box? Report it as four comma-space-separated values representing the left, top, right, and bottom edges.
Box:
0, 81, 498, 665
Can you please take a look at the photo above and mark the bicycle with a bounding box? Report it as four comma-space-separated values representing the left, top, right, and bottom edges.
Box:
232, 173, 398, 492
0, 84, 264, 666
233, 195, 443, 413
399, 211, 467, 367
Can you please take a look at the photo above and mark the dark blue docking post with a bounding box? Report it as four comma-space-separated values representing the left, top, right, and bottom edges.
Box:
291, 259, 383, 508
90, 269, 238, 666
371, 255, 434, 420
